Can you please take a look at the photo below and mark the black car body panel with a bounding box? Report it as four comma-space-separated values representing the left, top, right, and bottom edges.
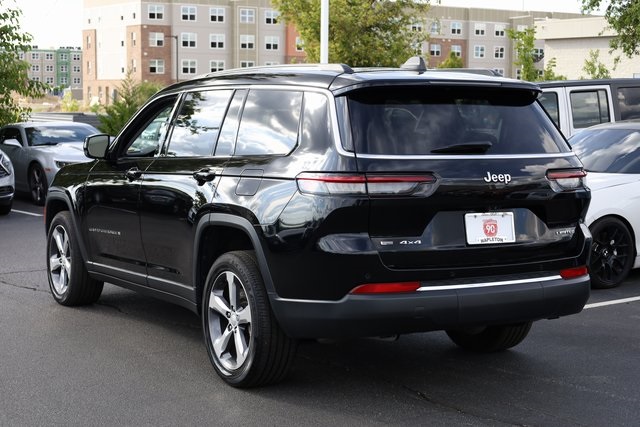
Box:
46, 62, 591, 339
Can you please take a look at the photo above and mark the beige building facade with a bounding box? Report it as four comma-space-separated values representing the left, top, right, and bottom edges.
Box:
536, 16, 640, 79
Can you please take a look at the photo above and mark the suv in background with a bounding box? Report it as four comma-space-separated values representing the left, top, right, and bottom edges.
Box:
45, 58, 592, 388
539, 78, 640, 138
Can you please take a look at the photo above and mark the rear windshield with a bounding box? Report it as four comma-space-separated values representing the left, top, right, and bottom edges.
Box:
346, 86, 568, 155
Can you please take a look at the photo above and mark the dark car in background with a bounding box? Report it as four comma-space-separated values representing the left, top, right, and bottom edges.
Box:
0, 122, 98, 205
45, 58, 591, 387
0, 148, 14, 215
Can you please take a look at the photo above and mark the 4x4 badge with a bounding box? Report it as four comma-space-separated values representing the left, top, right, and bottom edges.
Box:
483, 172, 512, 184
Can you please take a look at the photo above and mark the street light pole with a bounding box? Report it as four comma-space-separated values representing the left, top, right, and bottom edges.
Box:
165, 35, 179, 83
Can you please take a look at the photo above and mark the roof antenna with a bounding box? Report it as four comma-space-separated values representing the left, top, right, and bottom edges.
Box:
401, 56, 428, 72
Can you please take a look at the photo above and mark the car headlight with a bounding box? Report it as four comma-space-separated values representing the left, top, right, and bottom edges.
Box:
55, 160, 77, 169
0, 153, 11, 175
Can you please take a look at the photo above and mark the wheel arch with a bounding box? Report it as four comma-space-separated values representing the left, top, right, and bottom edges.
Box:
45, 190, 90, 263
193, 213, 275, 315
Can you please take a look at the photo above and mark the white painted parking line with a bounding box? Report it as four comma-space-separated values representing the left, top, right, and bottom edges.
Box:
11, 209, 43, 217
584, 296, 640, 309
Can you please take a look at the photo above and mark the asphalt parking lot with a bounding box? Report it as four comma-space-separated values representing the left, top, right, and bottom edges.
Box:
1, 197, 639, 426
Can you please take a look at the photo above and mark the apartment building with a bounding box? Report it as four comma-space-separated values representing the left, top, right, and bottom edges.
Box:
23, 47, 83, 91
83, 0, 302, 106
425, 6, 585, 78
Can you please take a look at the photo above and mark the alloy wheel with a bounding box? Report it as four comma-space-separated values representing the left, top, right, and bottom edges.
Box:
49, 224, 72, 296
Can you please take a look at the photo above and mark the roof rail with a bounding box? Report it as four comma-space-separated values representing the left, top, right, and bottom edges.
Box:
401, 56, 428, 72
205, 63, 354, 78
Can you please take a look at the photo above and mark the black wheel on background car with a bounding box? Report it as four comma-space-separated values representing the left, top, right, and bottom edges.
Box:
589, 217, 634, 289
0, 201, 11, 215
29, 163, 48, 205
47, 211, 103, 306
202, 251, 297, 388
446, 321, 533, 352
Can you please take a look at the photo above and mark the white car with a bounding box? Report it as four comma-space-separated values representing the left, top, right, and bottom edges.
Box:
0, 148, 15, 215
570, 121, 640, 288
0, 121, 98, 205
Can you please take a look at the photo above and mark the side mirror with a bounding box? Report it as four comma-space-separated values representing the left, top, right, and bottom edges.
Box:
84, 134, 110, 159
2, 138, 22, 148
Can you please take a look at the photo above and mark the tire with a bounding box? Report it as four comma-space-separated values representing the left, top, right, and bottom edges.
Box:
29, 163, 48, 205
46, 211, 103, 306
202, 251, 296, 388
446, 321, 533, 352
589, 217, 635, 289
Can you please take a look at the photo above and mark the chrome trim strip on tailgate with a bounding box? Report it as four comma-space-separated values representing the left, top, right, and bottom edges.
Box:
417, 275, 564, 291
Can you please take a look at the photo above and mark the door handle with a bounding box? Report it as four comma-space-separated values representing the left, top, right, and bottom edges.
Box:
193, 168, 217, 185
125, 167, 142, 181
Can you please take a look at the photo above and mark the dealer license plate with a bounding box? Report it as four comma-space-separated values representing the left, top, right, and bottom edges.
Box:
464, 212, 515, 245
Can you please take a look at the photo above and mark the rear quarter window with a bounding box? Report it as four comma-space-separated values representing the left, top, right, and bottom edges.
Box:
347, 86, 567, 155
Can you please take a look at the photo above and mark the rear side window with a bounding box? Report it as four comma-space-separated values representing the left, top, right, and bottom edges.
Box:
617, 87, 640, 120
347, 86, 567, 155
538, 92, 560, 128
235, 89, 303, 156
569, 90, 609, 129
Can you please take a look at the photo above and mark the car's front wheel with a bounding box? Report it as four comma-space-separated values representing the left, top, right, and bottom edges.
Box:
29, 163, 48, 205
589, 217, 635, 289
202, 251, 296, 387
47, 211, 103, 305
446, 322, 532, 352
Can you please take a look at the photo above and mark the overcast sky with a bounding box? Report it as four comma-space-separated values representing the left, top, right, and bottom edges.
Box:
7, 0, 603, 49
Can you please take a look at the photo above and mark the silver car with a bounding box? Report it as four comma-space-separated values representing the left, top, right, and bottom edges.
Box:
0, 148, 14, 215
0, 122, 98, 205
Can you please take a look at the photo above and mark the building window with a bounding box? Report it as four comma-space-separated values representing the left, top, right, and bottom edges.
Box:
45, 65, 54, 72
73, 77, 81, 85
429, 43, 441, 56
210, 34, 224, 49
150, 59, 165, 74
493, 68, 504, 76
430, 21, 440, 35
87, 61, 91, 74
517, 25, 528, 32
46, 76, 54, 84
71, 53, 81, 61
265, 36, 279, 50
516, 69, 522, 80
240, 61, 255, 68
474, 45, 485, 58
533, 47, 544, 61
72, 65, 81, 73
131, 32, 136, 47
265, 9, 279, 24
411, 21, 423, 32
32, 76, 41, 82
451, 22, 462, 35
240, 34, 255, 49
494, 46, 505, 59
150, 32, 164, 47
264, 61, 279, 65
59, 53, 68, 61
86, 35, 91, 48
295, 37, 304, 52
240, 8, 255, 24
495, 24, 505, 37
31, 64, 40, 72
474, 23, 486, 36
210, 7, 224, 22
182, 59, 196, 74
210, 60, 224, 72
451, 45, 462, 57
60, 76, 67, 84
45, 53, 54, 60
181, 6, 196, 21
31, 52, 40, 60
148, 4, 164, 20
131, 59, 137, 72
181, 32, 197, 48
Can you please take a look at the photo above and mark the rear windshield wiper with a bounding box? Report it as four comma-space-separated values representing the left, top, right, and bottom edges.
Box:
431, 141, 492, 154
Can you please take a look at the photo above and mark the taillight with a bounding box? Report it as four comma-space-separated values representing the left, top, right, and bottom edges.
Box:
560, 266, 588, 279
547, 169, 586, 192
296, 173, 437, 197
350, 281, 421, 294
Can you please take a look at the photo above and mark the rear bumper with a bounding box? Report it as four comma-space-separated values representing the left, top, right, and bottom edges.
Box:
271, 274, 590, 338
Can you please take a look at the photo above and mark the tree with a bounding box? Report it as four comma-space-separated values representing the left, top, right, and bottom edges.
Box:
581, 49, 611, 79
0, 1, 48, 125
271, 0, 430, 67
507, 27, 540, 82
437, 51, 464, 69
582, 0, 640, 58
97, 70, 164, 135
60, 91, 80, 112
542, 58, 567, 81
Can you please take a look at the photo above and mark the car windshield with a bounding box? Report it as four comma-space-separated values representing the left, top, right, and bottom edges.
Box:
570, 128, 640, 173
25, 125, 97, 146
346, 86, 568, 155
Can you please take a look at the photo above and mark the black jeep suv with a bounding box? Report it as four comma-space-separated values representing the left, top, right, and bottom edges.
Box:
45, 58, 591, 387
